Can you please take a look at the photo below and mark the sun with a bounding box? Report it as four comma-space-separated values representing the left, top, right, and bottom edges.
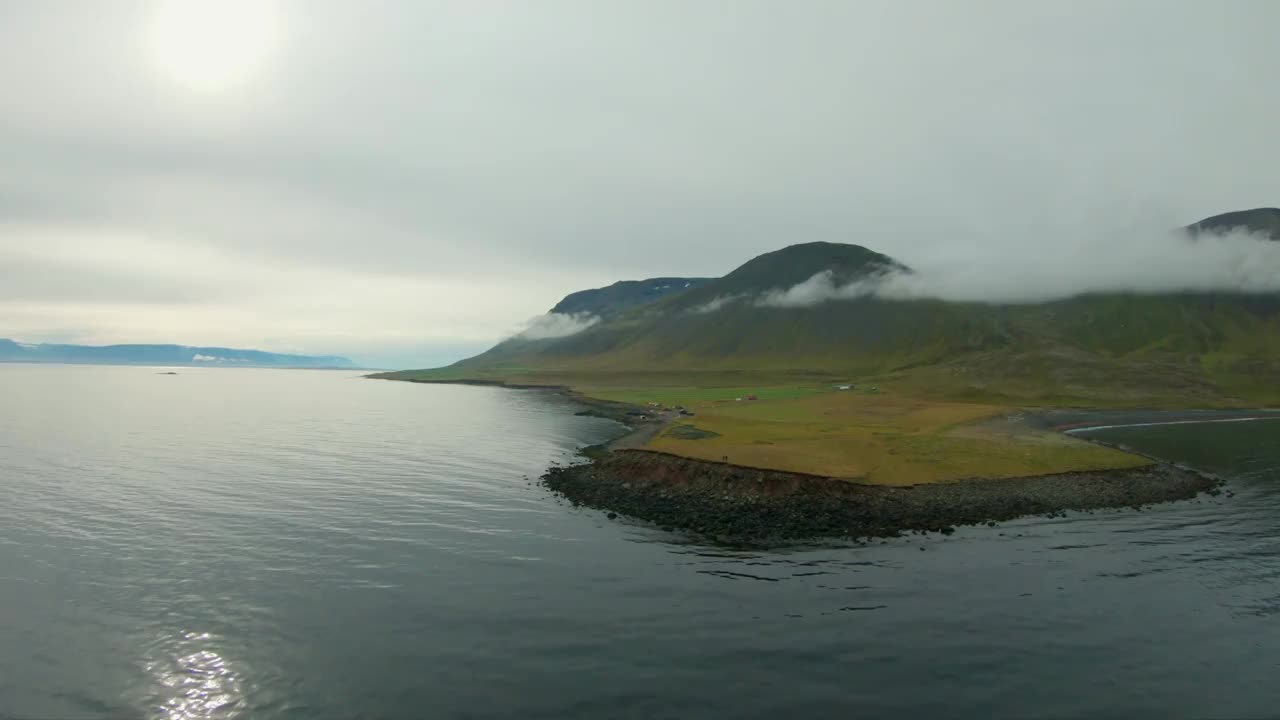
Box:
147, 0, 279, 92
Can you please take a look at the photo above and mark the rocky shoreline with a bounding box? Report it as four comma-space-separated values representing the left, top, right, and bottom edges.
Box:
540, 393, 1227, 544
544, 450, 1223, 545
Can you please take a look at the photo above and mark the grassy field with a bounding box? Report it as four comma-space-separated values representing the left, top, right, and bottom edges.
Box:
597, 386, 1146, 484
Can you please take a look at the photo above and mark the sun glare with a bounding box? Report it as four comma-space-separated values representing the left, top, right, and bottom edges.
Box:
147, 0, 279, 92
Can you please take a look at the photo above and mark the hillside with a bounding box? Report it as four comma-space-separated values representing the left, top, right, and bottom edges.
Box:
0, 340, 356, 369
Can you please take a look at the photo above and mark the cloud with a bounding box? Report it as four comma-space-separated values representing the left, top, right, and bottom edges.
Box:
689, 294, 743, 314
756, 271, 885, 308
879, 226, 1280, 304
192, 353, 245, 363
749, 226, 1280, 309
1, 2, 1279, 366
516, 312, 600, 340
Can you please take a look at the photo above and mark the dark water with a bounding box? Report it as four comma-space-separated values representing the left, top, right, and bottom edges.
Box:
2, 365, 1278, 720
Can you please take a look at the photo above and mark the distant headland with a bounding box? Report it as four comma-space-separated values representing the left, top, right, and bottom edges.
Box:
0, 339, 357, 369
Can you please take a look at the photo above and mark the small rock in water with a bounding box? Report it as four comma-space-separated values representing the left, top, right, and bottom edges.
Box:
606, 512, 618, 520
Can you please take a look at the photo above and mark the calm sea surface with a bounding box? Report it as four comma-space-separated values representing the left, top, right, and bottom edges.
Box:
1, 365, 1278, 719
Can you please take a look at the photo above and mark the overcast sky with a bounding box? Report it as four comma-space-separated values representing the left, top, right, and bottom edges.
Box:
3, 1, 1277, 368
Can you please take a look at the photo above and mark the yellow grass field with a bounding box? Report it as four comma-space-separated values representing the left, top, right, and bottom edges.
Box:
588, 386, 1146, 485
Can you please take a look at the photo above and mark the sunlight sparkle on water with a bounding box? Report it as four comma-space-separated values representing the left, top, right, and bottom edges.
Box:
145, 631, 245, 719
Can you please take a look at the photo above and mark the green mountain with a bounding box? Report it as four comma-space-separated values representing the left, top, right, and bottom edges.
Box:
408, 210, 1280, 406
0, 340, 357, 369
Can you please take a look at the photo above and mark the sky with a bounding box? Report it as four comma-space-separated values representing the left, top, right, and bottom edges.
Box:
2, 1, 1278, 369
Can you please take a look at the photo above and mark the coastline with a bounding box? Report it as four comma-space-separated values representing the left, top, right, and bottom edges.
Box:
377, 376, 1233, 544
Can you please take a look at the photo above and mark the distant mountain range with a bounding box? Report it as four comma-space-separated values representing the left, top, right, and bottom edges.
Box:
434, 207, 1280, 406
0, 340, 356, 369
